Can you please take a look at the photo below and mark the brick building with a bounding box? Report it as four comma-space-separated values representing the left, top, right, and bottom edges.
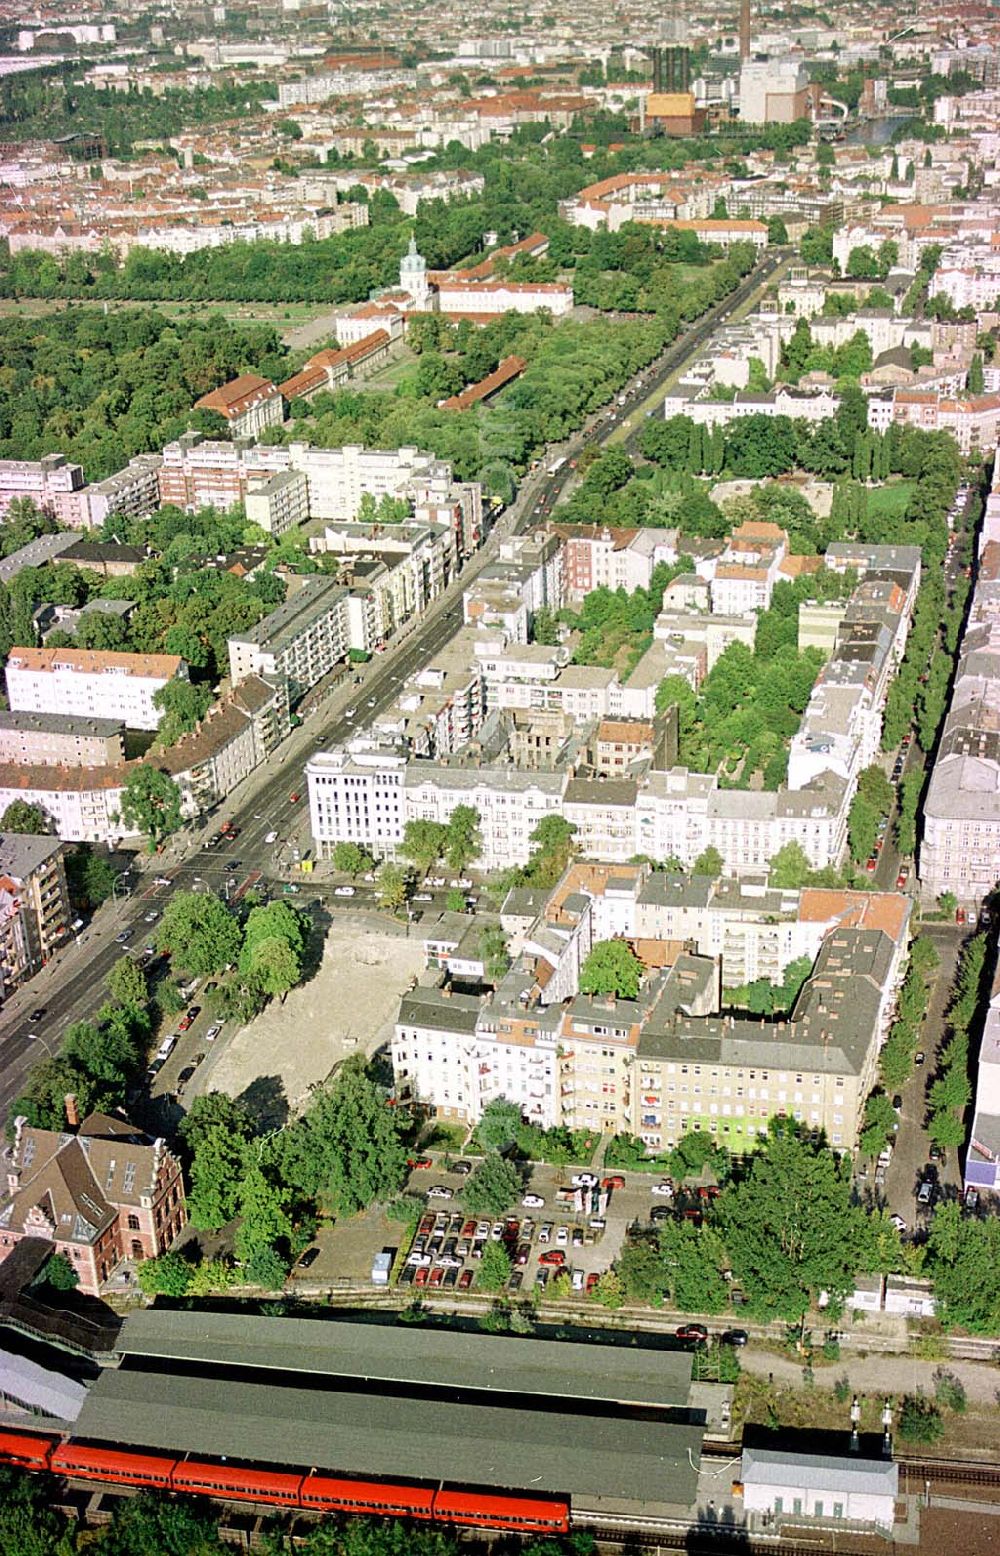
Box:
0, 1108, 187, 1295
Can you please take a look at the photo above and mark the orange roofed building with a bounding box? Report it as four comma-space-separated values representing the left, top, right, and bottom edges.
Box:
195, 374, 284, 441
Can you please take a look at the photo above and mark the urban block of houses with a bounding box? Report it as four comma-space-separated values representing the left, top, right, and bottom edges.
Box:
194, 374, 285, 441
391, 858, 911, 1154
0, 1108, 187, 1296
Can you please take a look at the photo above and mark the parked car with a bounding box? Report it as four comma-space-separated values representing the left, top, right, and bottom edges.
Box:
407, 1157, 433, 1170
204, 1024, 221, 1042
458, 1269, 474, 1290
539, 1249, 565, 1267
721, 1329, 748, 1348
429, 1267, 445, 1287
675, 1324, 708, 1342
651, 1181, 674, 1197
334, 886, 356, 897
890, 1214, 907, 1233
265, 831, 278, 844
602, 1175, 625, 1190
414, 1266, 429, 1287
452, 1160, 473, 1176
914, 1050, 925, 1066
585, 1272, 600, 1295
507, 1270, 524, 1292
426, 1186, 453, 1200
571, 1173, 598, 1187
522, 1193, 545, 1208
297, 1247, 321, 1270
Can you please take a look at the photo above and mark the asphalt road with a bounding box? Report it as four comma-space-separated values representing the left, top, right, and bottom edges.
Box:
0, 251, 787, 1124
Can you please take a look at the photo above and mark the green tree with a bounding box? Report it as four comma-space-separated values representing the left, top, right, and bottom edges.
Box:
969, 352, 985, 395
848, 792, 879, 865
400, 819, 447, 876
446, 887, 466, 912
0, 799, 47, 834
715, 1123, 872, 1323
152, 677, 213, 747
859, 1091, 898, 1158
157, 890, 242, 975
444, 803, 482, 873
234, 1162, 292, 1280
118, 764, 183, 851
462, 1155, 522, 1217
478, 1240, 513, 1292
579, 938, 644, 1000
692, 845, 724, 877
767, 841, 813, 889
136, 1251, 192, 1297
100, 1490, 225, 1555
106, 955, 147, 1014
375, 861, 410, 911
187, 1123, 250, 1229
239, 899, 308, 998
476, 1097, 525, 1153
278, 1056, 409, 1215
42, 1252, 79, 1290
332, 841, 371, 877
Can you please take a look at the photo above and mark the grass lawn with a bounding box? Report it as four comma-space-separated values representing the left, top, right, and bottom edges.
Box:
865, 479, 916, 517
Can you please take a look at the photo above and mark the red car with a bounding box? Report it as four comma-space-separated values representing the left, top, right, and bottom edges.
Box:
585, 1272, 600, 1295
429, 1266, 445, 1287
676, 1324, 708, 1342
178, 1015, 193, 1032
896, 868, 909, 889
697, 1185, 721, 1201
538, 1249, 565, 1268
414, 1266, 429, 1287
602, 1175, 626, 1190
458, 1269, 474, 1290
407, 1157, 433, 1170
289, 791, 301, 804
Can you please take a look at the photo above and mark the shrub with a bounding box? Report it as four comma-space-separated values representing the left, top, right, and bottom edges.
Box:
934, 1370, 968, 1414
898, 1394, 944, 1444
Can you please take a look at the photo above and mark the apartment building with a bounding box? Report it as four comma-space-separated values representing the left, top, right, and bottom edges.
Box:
311, 519, 457, 639
159, 435, 286, 511
921, 536, 1000, 904
244, 471, 310, 538
552, 524, 683, 602
404, 765, 565, 871
0, 832, 72, 995
0, 712, 125, 769
228, 578, 352, 700
0, 1109, 187, 1296
194, 374, 284, 441
5, 649, 187, 733
157, 675, 289, 814
0, 763, 132, 844
867, 388, 1000, 455
83, 455, 163, 529
0, 454, 90, 528
965, 962, 1000, 1198
306, 747, 408, 858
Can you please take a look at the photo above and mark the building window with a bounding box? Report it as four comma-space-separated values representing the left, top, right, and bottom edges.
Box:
127, 1214, 140, 1231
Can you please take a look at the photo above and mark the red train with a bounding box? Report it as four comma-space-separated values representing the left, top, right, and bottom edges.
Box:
0, 1426, 569, 1534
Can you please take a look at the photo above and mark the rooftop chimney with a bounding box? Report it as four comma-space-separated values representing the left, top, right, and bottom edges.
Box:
64, 1094, 80, 1130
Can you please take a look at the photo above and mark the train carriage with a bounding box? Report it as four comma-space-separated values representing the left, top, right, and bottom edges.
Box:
301, 1473, 436, 1519
0, 1428, 55, 1472
434, 1487, 570, 1533
50, 1442, 176, 1489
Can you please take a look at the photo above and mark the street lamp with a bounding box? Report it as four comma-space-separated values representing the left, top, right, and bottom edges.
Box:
28, 1031, 56, 1059
111, 872, 132, 909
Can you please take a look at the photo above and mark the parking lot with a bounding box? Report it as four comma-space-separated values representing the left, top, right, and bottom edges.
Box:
283, 1156, 733, 1308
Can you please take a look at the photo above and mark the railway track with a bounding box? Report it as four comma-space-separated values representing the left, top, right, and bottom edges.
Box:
897, 1456, 1000, 1489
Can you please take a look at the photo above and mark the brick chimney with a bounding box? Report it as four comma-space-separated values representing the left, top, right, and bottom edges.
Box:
64, 1093, 80, 1130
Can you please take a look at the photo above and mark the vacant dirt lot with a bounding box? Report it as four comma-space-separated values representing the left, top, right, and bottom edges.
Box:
199, 917, 425, 1121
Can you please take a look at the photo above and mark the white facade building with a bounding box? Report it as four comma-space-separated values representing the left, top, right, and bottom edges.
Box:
5, 649, 186, 733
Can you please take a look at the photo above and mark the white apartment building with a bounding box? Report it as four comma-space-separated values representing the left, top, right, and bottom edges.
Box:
311, 519, 456, 639
5, 649, 186, 733
0, 455, 90, 528
404, 765, 565, 871
0, 763, 134, 844
244, 471, 310, 538
306, 747, 408, 858
227, 577, 351, 699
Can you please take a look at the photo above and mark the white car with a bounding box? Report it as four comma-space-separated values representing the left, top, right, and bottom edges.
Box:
427, 1186, 453, 1200
144, 910, 159, 923
571, 1173, 598, 1187
344, 707, 357, 718
204, 1024, 222, 1042
651, 1181, 674, 1197
334, 886, 356, 897
890, 1214, 907, 1233
556, 1225, 569, 1246
407, 1252, 432, 1266
413, 893, 433, 902
265, 831, 278, 844
154, 876, 171, 887
522, 1193, 545, 1208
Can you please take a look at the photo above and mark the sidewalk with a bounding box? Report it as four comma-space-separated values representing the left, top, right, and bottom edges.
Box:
741, 1345, 1000, 1407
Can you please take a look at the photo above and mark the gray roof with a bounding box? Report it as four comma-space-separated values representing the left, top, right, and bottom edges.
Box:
229, 576, 347, 653
0, 711, 124, 739
0, 532, 76, 584
742, 1447, 898, 1498
75, 1364, 703, 1506
0, 1345, 86, 1420
116, 1309, 694, 1408
0, 830, 63, 879
397, 986, 480, 1034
